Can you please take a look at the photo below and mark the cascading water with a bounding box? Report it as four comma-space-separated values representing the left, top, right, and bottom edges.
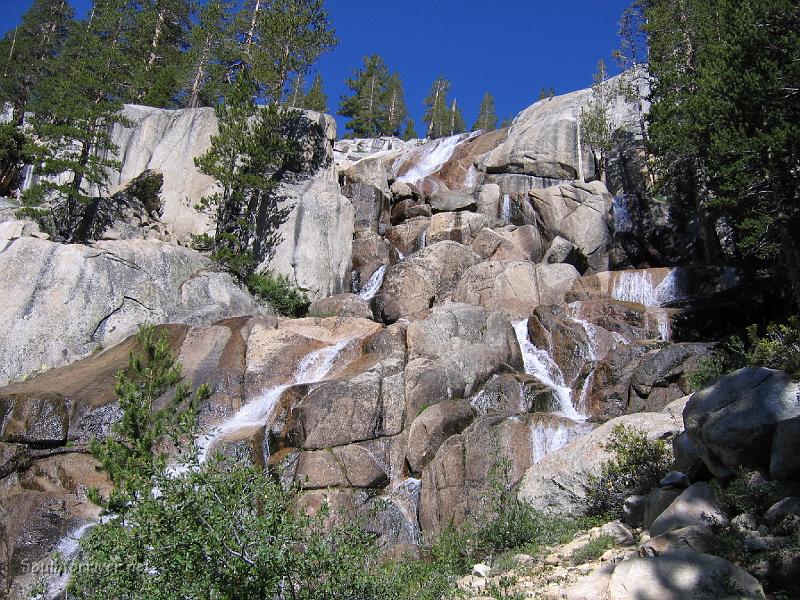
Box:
34, 521, 97, 599
569, 316, 600, 415
529, 419, 588, 464
358, 265, 386, 301
501, 194, 511, 224
417, 229, 427, 252
512, 320, 583, 421
197, 338, 353, 463
611, 269, 680, 307
612, 195, 634, 232
394, 131, 478, 184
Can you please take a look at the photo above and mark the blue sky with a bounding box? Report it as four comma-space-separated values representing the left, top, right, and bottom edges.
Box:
1, 0, 632, 134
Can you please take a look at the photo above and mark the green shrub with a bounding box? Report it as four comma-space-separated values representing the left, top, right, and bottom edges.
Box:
713, 467, 781, 516
247, 271, 309, 317
570, 534, 615, 565
587, 425, 673, 519
688, 320, 800, 390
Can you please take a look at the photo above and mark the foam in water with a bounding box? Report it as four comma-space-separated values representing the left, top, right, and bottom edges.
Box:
395, 132, 477, 184
611, 269, 680, 307
417, 229, 427, 252
358, 265, 386, 301
512, 320, 583, 420
530, 419, 585, 464
501, 194, 511, 224
198, 338, 353, 463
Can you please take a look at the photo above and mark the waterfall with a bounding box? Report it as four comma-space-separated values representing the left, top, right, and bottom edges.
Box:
197, 338, 353, 463
612, 195, 634, 232
358, 265, 386, 301
512, 320, 583, 421
611, 269, 680, 307
35, 521, 97, 599
530, 419, 587, 464
501, 194, 511, 224
394, 131, 478, 184
417, 229, 427, 252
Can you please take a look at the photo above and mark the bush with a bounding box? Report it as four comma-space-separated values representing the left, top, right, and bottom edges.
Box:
714, 468, 782, 516
587, 424, 673, 519
570, 534, 615, 565
247, 271, 309, 317
688, 320, 800, 390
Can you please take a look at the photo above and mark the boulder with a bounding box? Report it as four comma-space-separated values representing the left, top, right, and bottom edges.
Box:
294, 445, 388, 489
428, 190, 477, 213
643, 487, 683, 530
529, 181, 612, 272
639, 525, 721, 557
649, 482, 727, 537
771, 416, 800, 480
543, 235, 588, 273
628, 343, 711, 413
684, 368, 800, 479
426, 211, 490, 246
765, 497, 800, 526
308, 294, 372, 319
390, 180, 414, 200
384, 216, 430, 256
519, 411, 683, 516
406, 400, 475, 474
374, 242, 481, 322
0, 237, 260, 386
476, 183, 502, 222
390, 199, 431, 225
452, 261, 580, 318
469, 225, 545, 262
341, 180, 389, 234
0, 219, 49, 241
607, 550, 764, 600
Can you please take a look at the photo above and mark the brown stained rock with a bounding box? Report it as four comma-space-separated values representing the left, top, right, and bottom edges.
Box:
295, 445, 388, 489
308, 294, 373, 320
406, 400, 475, 474
427, 212, 490, 246
384, 216, 430, 256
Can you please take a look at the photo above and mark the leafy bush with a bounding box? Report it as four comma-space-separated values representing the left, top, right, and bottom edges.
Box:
570, 534, 615, 565
688, 320, 800, 389
587, 424, 673, 519
0, 123, 28, 175
247, 271, 309, 317
713, 467, 782, 516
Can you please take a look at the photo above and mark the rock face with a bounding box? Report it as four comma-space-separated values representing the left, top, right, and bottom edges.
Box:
0, 236, 260, 386
518, 411, 684, 516
684, 368, 800, 479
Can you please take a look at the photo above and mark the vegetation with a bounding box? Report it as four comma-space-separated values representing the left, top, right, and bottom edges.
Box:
422, 75, 460, 139
688, 321, 800, 389
579, 58, 614, 183
570, 534, 615, 565
472, 92, 498, 131
247, 271, 309, 317
0, 123, 28, 192
338, 54, 408, 138
587, 424, 673, 519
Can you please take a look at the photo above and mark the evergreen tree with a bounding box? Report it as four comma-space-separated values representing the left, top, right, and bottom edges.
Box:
537, 87, 556, 100
448, 98, 465, 136
472, 92, 497, 131
338, 54, 391, 138
380, 72, 407, 137
423, 75, 452, 139
645, 0, 724, 263
25, 0, 134, 240
128, 0, 192, 106
402, 118, 418, 141
239, 0, 336, 105
500, 115, 513, 128
302, 72, 327, 112
0, 0, 74, 125
182, 0, 235, 108
579, 59, 614, 183
288, 71, 306, 108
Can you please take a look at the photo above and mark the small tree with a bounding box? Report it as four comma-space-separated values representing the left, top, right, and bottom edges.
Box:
472, 91, 497, 131
423, 75, 452, 139
579, 58, 614, 184
402, 118, 418, 141
182, 0, 235, 109
448, 98, 465, 136
302, 72, 328, 112
338, 54, 391, 137
380, 72, 407, 137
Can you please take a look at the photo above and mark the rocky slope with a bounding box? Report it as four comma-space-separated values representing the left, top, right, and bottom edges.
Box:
0, 74, 793, 598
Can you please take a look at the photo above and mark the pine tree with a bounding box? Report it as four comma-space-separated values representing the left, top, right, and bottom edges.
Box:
0, 0, 74, 125
472, 92, 497, 131
24, 0, 134, 239
288, 71, 306, 108
183, 0, 234, 109
423, 75, 452, 139
579, 59, 614, 183
302, 72, 328, 112
338, 54, 391, 138
380, 72, 407, 137
402, 118, 418, 141
448, 98, 465, 136
239, 0, 336, 105
128, 0, 192, 106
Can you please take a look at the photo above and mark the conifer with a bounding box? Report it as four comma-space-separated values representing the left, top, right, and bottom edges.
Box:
381, 72, 407, 137
338, 54, 391, 138
183, 0, 235, 109
402, 118, 418, 141
423, 75, 452, 139
472, 92, 497, 131
448, 98, 466, 136
302, 72, 328, 112
0, 0, 74, 125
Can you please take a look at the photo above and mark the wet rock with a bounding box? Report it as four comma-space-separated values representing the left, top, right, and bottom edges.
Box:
384, 216, 430, 256
342, 180, 389, 234
390, 199, 431, 225
308, 294, 372, 319
628, 343, 711, 412
0, 393, 70, 445
684, 368, 800, 479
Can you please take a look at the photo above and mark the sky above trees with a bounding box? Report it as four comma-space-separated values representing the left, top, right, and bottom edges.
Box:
0, 0, 631, 131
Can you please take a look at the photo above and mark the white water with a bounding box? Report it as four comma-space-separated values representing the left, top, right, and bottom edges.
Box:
501, 194, 511, 224
612, 195, 634, 232
530, 419, 586, 464
512, 320, 583, 420
358, 265, 386, 301
611, 269, 680, 307
35, 521, 97, 599
197, 338, 353, 463
417, 229, 427, 252
394, 132, 478, 184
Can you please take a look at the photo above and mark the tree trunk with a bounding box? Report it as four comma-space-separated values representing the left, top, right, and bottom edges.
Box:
189, 41, 209, 109
146, 9, 166, 70
689, 166, 724, 264
245, 0, 261, 56
779, 211, 800, 317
